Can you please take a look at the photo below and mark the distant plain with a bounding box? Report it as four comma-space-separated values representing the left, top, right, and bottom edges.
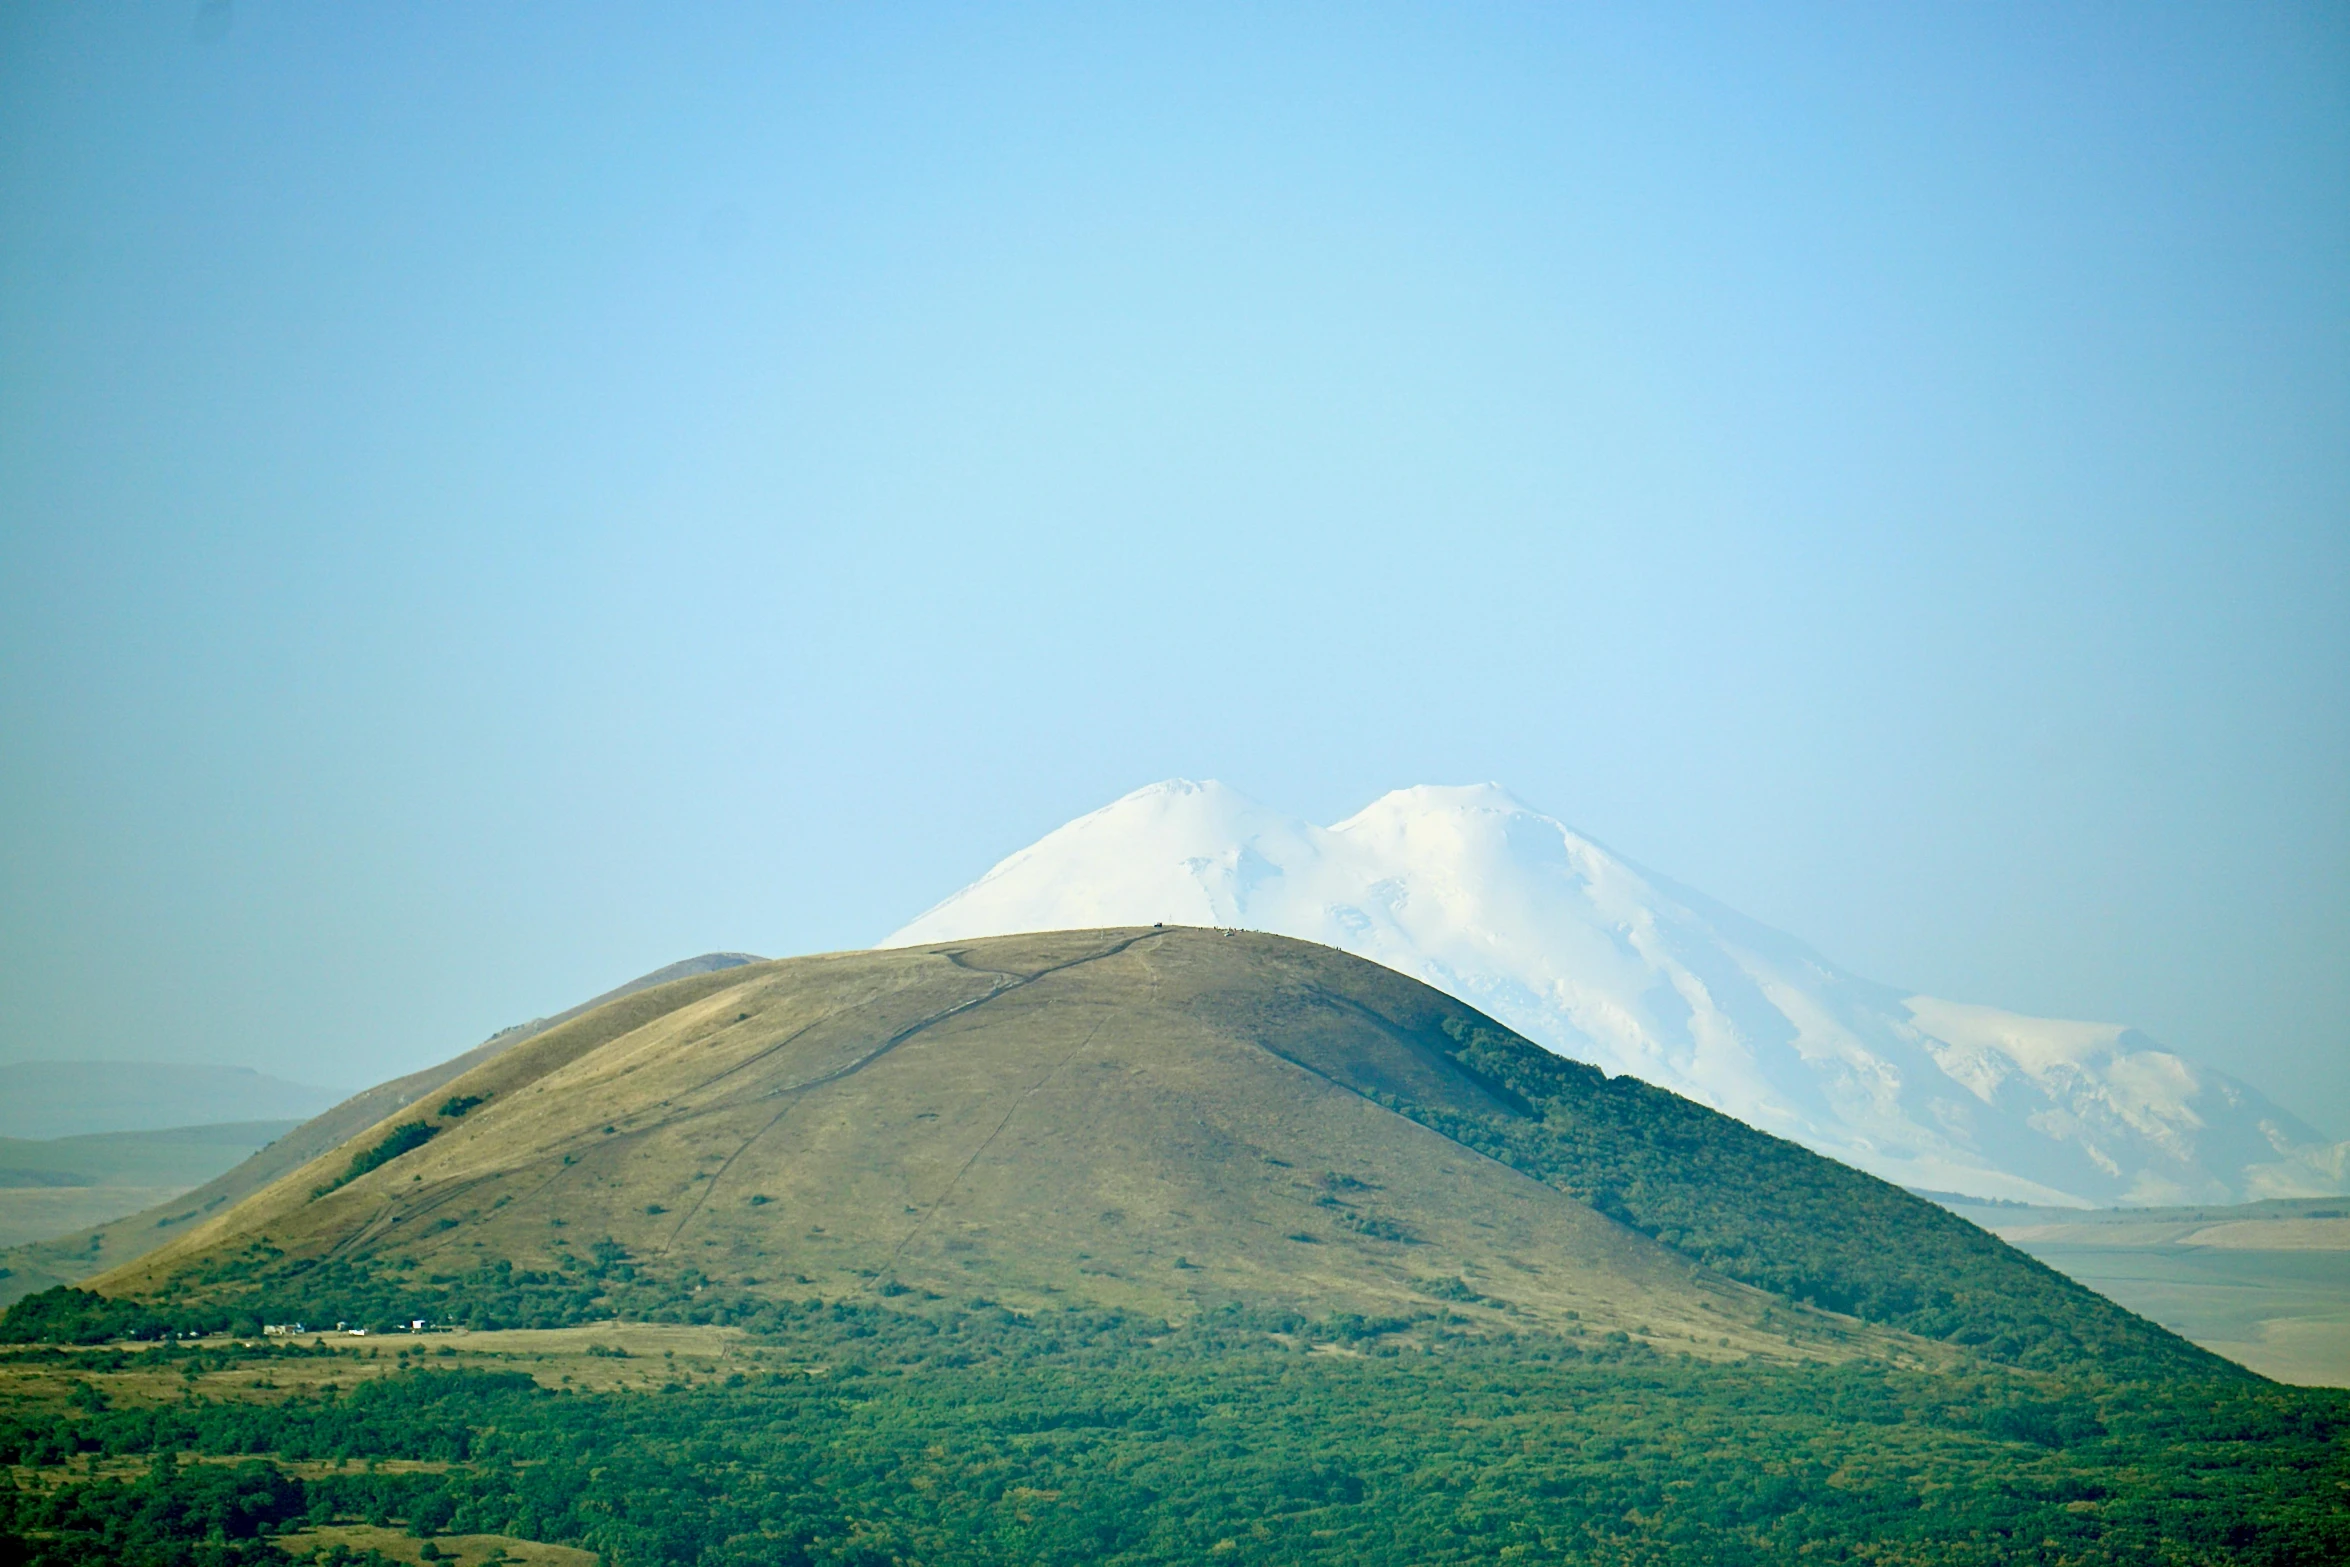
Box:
0, 1121, 300, 1248
1944, 1196, 2350, 1387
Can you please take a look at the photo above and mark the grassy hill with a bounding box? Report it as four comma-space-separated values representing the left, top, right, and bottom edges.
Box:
36, 928, 2210, 1378
4, 930, 2344, 1565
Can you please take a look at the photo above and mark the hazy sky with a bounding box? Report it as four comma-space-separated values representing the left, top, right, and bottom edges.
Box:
3, 4, 2345, 1129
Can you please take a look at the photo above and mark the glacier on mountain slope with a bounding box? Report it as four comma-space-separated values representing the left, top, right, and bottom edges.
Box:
884, 780, 2348, 1207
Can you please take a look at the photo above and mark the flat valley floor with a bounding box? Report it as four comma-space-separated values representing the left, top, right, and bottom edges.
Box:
1944, 1197, 2350, 1387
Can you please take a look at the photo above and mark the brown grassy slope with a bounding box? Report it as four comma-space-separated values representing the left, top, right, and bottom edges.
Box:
0, 954, 758, 1304
97, 929, 1882, 1362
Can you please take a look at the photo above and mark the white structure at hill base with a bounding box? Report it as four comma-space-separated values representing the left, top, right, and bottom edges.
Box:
885, 779, 2348, 1208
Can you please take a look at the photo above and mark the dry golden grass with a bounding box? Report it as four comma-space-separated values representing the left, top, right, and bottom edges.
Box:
276, 1524, 595, 1566
85, 931, 1937, 1370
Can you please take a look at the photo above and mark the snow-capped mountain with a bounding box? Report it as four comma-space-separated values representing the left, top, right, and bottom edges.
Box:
885, 780, 2348, 1207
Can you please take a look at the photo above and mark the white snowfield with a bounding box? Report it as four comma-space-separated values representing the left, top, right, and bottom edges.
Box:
885, 780, 2348, 1208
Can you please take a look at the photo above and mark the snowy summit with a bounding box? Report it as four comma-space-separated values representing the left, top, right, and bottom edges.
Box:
886, 780, 2348, 1207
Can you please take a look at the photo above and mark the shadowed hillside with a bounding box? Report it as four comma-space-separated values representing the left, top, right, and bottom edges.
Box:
60, 929, 2213, 1379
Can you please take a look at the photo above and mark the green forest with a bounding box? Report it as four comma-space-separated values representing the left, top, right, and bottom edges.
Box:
4, 1294, 2348, 1567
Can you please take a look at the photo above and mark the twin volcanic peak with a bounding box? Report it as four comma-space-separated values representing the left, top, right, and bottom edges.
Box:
887, 780, 2348, 1208
86, 928, 2213, 1382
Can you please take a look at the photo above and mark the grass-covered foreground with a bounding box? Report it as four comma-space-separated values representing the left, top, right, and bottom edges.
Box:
3, 1299, 2348, 1567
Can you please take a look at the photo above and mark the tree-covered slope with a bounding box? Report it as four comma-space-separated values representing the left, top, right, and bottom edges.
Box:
1401, 1016, 2222, 1375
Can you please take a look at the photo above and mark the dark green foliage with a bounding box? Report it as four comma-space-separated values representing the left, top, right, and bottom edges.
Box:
434, 1096, 484, 1119
1394, 1017, 2231, 1377
311, 1123, 440, 1199
0, 1456, 301, 1566
0, 1288, 241, 1347
339, 1122, 440, 1183
2, 1303, 2346, 1566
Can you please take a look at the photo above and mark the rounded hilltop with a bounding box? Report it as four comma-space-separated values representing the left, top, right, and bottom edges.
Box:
86, 927, 2213, 1379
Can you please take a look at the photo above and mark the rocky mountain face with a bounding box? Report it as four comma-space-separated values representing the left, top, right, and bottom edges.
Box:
887, 781, 2346, 1207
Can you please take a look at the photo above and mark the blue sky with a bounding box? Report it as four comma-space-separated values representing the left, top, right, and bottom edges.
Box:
3, 4, 2345, 1127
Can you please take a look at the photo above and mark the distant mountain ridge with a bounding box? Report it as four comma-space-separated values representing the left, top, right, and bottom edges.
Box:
0, 1122, 305, 1192
887, 780, 2347, 1207
0, 1063, 344, 1140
